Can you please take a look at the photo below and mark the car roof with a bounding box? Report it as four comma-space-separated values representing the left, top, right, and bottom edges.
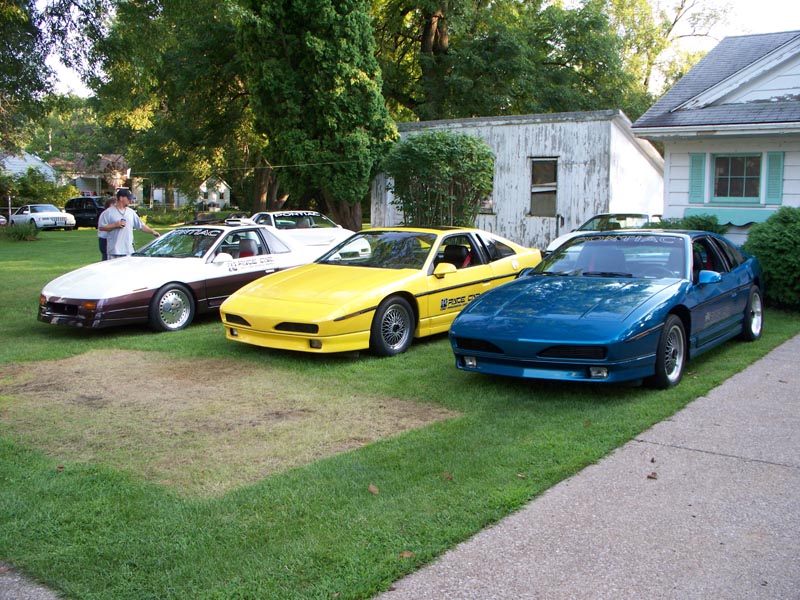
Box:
360, 226, 474, 234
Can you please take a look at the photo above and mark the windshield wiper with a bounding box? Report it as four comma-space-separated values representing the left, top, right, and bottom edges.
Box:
583, 271, 633, 278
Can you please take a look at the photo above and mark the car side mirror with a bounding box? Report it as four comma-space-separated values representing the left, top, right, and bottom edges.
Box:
697, 270, 722, 285
213, 252, 234, 263
433, 262, 457, 279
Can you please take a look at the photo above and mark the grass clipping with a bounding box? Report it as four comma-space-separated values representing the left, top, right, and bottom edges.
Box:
0, 350, 456, 497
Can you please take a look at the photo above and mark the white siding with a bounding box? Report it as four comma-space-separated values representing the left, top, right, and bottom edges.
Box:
608, 121, 664, 216
664, 136, 800, 211
727, 54, 800, 103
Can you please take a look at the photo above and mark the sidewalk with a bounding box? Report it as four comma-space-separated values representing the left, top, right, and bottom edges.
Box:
2, 336, 798, 600
376, 334, 800, 599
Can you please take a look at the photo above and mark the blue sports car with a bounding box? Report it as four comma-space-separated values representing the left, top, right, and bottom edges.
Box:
450, 230, 764, 388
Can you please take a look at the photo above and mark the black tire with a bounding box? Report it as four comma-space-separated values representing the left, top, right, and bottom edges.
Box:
29, 219, 38, 229
369, 296, 414, 356
149, 283, 195, 331
739, 286, 763, 342
647, 314, 686, 389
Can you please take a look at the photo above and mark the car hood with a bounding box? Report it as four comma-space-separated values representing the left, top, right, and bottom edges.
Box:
41, 256, 202, 298
225, 263, 418, 317
454, 275, 681, 341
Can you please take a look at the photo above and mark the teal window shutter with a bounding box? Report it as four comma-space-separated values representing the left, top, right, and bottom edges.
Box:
689, 153, 705, 204
765, 152, 784, 205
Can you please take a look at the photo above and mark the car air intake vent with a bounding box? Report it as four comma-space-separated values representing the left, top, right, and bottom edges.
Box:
225, 314, 251, 327
454, 337, 504, 354
539, 345, 607, 360
276, 322, 319, 334
49, 302, 78, 316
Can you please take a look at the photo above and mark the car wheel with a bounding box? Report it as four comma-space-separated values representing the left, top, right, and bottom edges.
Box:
149, 283, 195, 331
739, 286, 763, 342
369, 296, 414, 356
648, 314, 686, 389
29, 219, 38, 229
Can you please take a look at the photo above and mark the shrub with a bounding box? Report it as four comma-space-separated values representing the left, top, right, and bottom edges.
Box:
0, 222, 40, 241
383, 130, 495, 227
743, 207, 800, 310
652, 214, 728, 234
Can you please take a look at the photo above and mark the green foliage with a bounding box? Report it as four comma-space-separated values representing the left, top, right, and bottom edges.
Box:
0, 0, 51, 151
1, 167, 77, 205
383, 131, 494, 227
743, 207, 800, 309
26, 95, 120, 160
0, 222, 39, 241
241, 0, 398, 230
652, 214, 728, 234
372, 0, 643, 121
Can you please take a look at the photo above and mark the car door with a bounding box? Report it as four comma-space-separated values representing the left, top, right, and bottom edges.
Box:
687, 235, 748, 350
422, 233, 499, 335
204, 228, 288, 307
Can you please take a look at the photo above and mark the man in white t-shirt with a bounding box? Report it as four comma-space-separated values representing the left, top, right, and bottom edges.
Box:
97, 189, 160, 258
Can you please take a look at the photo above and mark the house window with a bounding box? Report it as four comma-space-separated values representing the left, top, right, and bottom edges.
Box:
530, 158, 557, 217
713, 155, 761, 202
690, 152, 784, 206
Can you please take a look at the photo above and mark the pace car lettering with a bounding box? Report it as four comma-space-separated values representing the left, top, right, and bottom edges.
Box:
440, 293, 481, 311
227, 256, 276, 272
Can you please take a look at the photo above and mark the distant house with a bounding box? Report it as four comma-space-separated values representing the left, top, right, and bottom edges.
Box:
633, 30, 800, 245
47, 153, 130, 196
371, 110, 664, 249
146, 177, 232, 210
0, 151, 57, 182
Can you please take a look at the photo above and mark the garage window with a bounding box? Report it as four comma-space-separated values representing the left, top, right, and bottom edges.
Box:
530, 158, 557, 217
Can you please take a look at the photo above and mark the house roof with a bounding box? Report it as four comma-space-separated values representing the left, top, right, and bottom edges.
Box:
633, 30, 800, 135
0, 151, 57, 181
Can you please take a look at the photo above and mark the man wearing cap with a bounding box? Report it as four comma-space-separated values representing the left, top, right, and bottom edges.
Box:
97, 188, 160, 258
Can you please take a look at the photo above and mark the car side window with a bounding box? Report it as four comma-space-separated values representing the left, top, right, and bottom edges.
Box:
693, 237, 728, 279
436, 235, 481, 269
260, 229, 291, 254
711, 237, 746, 270
475, 232, 516, 263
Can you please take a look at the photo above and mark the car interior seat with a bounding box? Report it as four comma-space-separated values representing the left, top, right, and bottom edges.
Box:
443, 244, 470, 268
578, 245, 627, 273
238, 238, 258, 258
295, 217, 312, 228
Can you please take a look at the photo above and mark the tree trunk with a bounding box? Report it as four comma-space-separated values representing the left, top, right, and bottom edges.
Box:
253, 158, 271, 211
323, 190, 362, 232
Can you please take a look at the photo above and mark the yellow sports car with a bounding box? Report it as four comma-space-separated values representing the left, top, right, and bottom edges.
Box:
220, 227, 542, 355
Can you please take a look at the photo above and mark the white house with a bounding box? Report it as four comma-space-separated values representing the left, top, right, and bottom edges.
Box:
633, 30, 800, 245
0, 151, 57, 182
371, 110, 664, 249
145, 177, 232, 209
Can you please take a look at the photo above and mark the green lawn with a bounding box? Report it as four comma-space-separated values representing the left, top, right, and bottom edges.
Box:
1, 229, 798, 599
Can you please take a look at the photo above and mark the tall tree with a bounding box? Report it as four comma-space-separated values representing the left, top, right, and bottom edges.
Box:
241, 0, 398, 230
0, 0, 52, 151
371, 0, 635, 121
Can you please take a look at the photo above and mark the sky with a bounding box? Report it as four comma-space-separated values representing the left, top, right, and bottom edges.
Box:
49, 0, 800, 97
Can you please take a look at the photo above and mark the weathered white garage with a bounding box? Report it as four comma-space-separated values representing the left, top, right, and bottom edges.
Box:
371, 109, 664, 250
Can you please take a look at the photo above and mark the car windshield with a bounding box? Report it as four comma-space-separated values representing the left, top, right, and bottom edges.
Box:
32, 205, 61, 213
133, 228, 223, 258
273, 212, 338, 230
536, 234, 686, 279
577, 214, 650, 231
318, 231, 437, 269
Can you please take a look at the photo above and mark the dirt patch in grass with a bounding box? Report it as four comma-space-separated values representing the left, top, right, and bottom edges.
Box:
0, 350, 457, 497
